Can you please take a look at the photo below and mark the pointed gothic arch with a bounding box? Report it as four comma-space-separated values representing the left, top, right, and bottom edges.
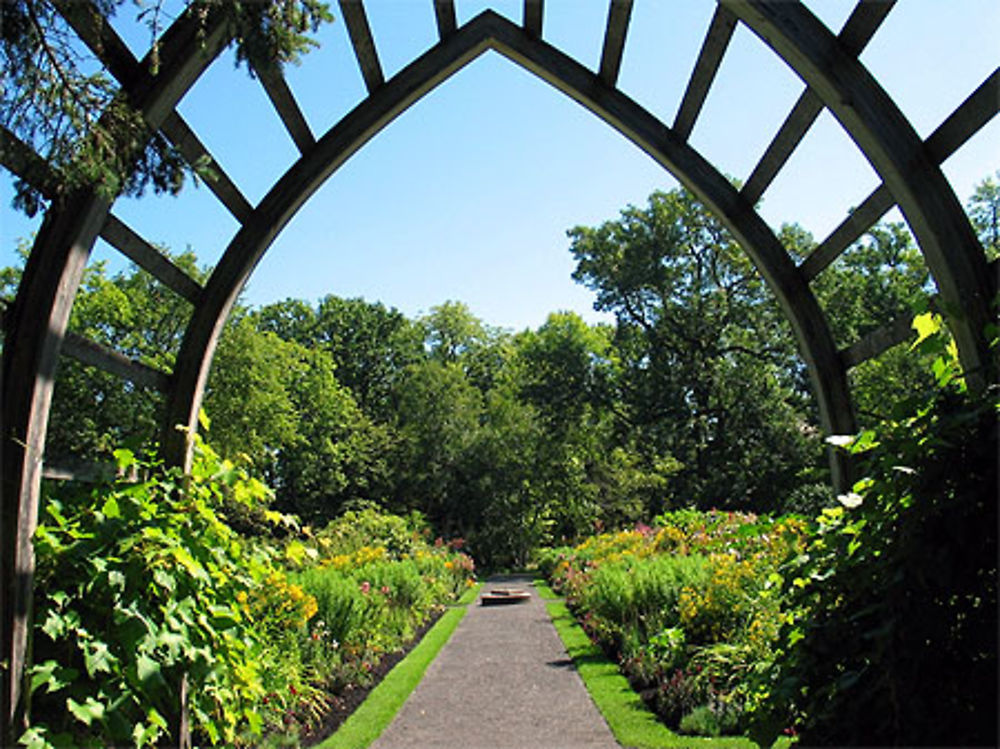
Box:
2, 0, 996, 734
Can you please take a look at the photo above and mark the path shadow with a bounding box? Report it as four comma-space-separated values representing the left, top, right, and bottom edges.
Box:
546, 658, 577, 669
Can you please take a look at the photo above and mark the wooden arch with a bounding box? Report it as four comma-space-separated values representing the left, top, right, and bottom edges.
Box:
2, 0, 997, 733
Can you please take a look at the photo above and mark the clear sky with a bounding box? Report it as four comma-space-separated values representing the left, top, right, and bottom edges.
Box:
2, 0, 998, 332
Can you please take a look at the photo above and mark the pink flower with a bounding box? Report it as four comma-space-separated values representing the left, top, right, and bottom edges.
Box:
380, 585, 391, 595
360, 581, 371, 594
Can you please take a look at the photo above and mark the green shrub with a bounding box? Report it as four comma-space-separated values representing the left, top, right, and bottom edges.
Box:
25, 441, 299, 747
749, 313, 998, 747
679, 705, 721, 737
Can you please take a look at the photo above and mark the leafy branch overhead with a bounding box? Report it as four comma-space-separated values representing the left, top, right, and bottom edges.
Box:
0, 0, 332, 216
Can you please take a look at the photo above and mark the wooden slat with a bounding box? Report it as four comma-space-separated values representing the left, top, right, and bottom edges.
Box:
434, 0, 457, 39
339, 0, 384, 93
100, 215, 202, 304
62, 331, 170, 391
741, 91, 823, 205
801, 185, 894, 281
923, 68, 1000, 165
598, 0, 633, 87
159, 112, 254, 223
742, 1, 895, 205
524, 0, 543, 37
673, 6, 737, 141
837, 0, 896, 53
839, 258, 999, 369
41, 458, 118, 483
52, 0, 140, 89
0, 126, 59, 199
253, 64, 316, 154
840, 312, 916, 369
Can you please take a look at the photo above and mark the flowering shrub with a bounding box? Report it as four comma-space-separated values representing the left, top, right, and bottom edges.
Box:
23, 446, 476, 747
544, 510, 808, 737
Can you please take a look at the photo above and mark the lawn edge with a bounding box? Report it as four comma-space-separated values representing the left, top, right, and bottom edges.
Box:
315, 587, 477, 749
545, 600, 760, 749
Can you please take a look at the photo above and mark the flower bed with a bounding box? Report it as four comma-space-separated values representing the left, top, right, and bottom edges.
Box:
22, 442, 475, 748
538, 510, 807, 739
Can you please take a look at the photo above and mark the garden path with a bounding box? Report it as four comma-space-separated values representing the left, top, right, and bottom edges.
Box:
370, 574, 620, 749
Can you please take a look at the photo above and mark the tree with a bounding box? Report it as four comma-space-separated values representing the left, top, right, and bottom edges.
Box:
966, 171, 1000, 259
391, 359, 483, 534
204, 313, 393, 524
512, 311, 615, 432
420, 300, 492, 364
258, 295, 424, 420
2, 0, 332, 215
568, 188, 818, 513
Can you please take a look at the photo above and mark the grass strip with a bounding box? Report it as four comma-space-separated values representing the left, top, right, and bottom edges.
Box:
315, 604, 468, 749
532, 578, 560, 600
546, 600, 759, 749
454, 581, 483, 606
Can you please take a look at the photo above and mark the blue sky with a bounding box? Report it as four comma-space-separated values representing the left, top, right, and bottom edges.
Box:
2, 0, 998, 332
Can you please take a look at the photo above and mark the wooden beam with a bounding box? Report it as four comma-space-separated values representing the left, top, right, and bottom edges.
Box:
253, 63, 316, 154
434, 0, 457, 39
524, 0, 543, 37
1, 8, 230, 733
673, 6, 737, 141
741, 0, 895, 205
923, 68, 999, 165
41, 457, 137, 483
100, 215, 202, 304
339, 0, 384, 93
598, 0, 633, 87
159, 112, 254, 223
800, 69, 999, 282
0, 126, 59, 199
840, 312, 916, 369
62, 331, 170, 392
801, 185, 894, 281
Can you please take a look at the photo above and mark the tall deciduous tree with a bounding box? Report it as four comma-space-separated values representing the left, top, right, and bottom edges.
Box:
568, 188, 819, 513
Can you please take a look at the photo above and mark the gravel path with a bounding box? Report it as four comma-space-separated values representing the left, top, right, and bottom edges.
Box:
370, 574, 620, 749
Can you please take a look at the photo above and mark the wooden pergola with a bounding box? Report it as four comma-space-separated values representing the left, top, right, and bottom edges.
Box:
2, 0, 997, 736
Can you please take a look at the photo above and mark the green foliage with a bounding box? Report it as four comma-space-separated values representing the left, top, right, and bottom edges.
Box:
25, 452, 473, 747
2, 0, 331, 215
257, 295, 424, 419
568, 189, 823, 513
28, 440, 284, 746
204, 313, 393, 524
547, 512, 809, 738
748, 314, 998, 747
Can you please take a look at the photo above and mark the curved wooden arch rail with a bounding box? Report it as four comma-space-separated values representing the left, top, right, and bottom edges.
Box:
2, 0, 996, 738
